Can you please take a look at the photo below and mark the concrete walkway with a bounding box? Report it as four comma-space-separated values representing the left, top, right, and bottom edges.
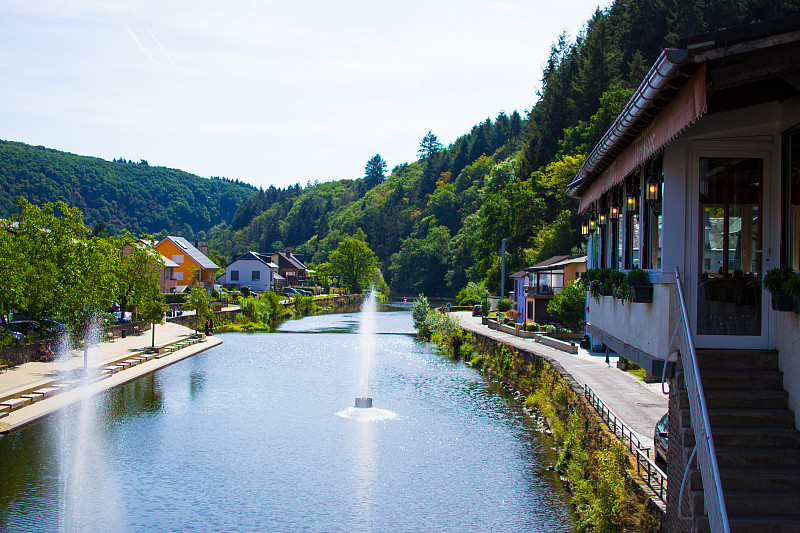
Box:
0, 322, 221, 433
457, 313, 668, 449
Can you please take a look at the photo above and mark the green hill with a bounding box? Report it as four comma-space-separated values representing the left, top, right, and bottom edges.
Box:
0, 140, 257, 237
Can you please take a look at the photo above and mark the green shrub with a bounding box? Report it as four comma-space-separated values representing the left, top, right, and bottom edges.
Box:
546, 280, 585, 332
165, 293, 187, 304
497, 298, 512, 312
240, 285, 251, 297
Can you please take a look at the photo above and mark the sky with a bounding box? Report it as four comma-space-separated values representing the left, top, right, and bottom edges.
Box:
1, 0, 608, 190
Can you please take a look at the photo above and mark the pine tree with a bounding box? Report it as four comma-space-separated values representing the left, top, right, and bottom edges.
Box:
364, 154, 387, 189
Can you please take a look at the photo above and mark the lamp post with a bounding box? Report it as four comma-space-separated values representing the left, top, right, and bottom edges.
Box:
500, 238, 507, 298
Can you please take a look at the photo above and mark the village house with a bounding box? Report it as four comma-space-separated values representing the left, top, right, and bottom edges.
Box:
567, 16, 800, 531
218, 251, 281, 292
269, 251, 308, 286
154, 236, 219, 291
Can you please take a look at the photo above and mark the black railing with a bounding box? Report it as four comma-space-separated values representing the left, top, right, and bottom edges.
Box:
584, 384, 667, 504
584, 384, 643, 452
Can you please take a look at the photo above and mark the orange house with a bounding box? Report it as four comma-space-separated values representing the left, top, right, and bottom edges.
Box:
155, 236, 219, 290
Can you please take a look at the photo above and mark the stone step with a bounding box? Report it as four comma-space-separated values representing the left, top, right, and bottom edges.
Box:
714, 446, 800, 468
678, 389, 789, 410
678, 369, 784, 390
680, 408, 795, 429
693, 490, 800, 518
682, 427, 800, 448
695, 349, 780, 371
697, 516, 800, 533
691, 467, 800, 491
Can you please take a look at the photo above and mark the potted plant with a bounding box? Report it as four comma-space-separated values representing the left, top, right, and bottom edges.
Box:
626, 267, 653, 303
610, 270, 628, 303
764, 266, 795, 312
598, 268, 615, 297
782, 270, 800, 314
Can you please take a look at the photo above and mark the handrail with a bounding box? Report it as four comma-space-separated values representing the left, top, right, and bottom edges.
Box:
633, 446, 667, 502
672, 267, 730, 532
584, 384, 667, 504
584, 384, 644, 452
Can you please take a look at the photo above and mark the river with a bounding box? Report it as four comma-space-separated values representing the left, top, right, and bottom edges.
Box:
0, 305, 576, 532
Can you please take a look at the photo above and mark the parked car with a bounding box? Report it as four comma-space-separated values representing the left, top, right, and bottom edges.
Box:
0, 325, 24, 343
6, 320, 41, 337
471, 304, 482, 316
283, 287, 299, 296
654, 413, 668, 465
296, 288, 312, 296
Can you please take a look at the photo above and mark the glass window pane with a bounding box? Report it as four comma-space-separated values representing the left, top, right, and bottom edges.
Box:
697, 157, 762, 336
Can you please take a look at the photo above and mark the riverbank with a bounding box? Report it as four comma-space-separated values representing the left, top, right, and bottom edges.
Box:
452, 312, 666, 531
0, 322, 221, 434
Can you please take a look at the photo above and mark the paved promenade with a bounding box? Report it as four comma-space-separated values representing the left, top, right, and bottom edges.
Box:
0, 322, 222, 433
457, 313, 668, 448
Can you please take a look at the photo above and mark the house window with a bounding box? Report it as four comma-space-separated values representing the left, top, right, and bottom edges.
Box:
642, 157, 663, 270
252, 270, 260, 281
783, 129, 800, 269
172, 254, 184, 264
230, 270, 239, 282
174, 272, 183, 281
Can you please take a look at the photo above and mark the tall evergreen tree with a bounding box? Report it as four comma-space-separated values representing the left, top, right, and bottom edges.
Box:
364, 154, 387, 189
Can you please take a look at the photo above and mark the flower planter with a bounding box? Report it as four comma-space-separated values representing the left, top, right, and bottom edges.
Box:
793, 293, 800, 314
771, 291, 794, 312
629, 284, 653, 303
599, 285, 614, 297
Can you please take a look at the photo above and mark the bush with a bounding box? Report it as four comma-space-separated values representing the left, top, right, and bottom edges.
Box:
497, 298, 512, 312
546, 280, 585, 332
239, 296, 270, 323
165, 293, 187, 304
411, 294, 430, 331
240, 285, 251, 297
457, 281, 486, 305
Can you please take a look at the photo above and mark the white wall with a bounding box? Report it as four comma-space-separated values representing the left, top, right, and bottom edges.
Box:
224, 260, 273, 292
776, 311, 800, 429
587, 283, 676, 362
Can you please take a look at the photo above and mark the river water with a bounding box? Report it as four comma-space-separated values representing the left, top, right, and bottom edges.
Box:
0, 305, 576, 532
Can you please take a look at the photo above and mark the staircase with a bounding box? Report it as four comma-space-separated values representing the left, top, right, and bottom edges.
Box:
676, 349, 800, 532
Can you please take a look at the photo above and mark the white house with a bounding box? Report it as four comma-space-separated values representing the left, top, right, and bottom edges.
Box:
219, 251, 280, 292
567, 16, 800, 531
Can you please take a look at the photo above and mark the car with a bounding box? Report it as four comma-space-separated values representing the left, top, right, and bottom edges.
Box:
471, 304, 482, 316
0, 325, 24, 343
6, 320, 41, 337
654, 413, 668, 465
283, 287, 299, 296
296, 288, 312, 296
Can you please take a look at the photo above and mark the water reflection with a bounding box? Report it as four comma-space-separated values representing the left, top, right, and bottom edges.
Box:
0, 309, 576, 532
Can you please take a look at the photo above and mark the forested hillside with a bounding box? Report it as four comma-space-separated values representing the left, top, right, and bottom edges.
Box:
211, 0, 800, 297
0, 140, 257, 238
3, 0, 798, 297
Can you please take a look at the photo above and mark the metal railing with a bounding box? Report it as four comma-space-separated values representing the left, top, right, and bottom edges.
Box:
584, 384, 667, 504
633, 446, 667, 502
584, 384, 644, 452
671, 267, 730, 532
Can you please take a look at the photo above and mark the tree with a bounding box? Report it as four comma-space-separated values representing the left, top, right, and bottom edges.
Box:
364, 154, 387, 189
546, 279, 585, 331
12, 199, 118, 329
114, 235, 163, 321
324, 235, 378, 293
184, 287, 212, 334
417, 131, 443, 160
138, 287, 167, 347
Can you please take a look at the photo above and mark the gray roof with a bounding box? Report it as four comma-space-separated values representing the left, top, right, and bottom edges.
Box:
232, 251, 279, 269
161, 236, 219, 270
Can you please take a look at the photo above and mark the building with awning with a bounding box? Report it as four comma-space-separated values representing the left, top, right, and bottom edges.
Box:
568, 15, 800, 532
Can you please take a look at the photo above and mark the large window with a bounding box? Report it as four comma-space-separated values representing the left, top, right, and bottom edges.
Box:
783, 129, 800, 269
230, 270, 239, 282
697, 156, 763, 336
642, 157, 663, 270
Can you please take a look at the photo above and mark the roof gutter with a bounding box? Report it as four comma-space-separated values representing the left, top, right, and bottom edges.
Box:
567, 48, 690, 197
